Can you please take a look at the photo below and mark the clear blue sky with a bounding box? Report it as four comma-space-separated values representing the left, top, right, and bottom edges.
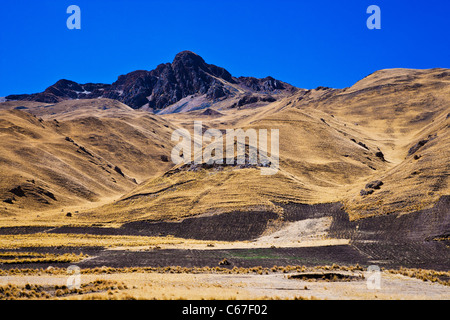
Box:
0, 0, 449, 96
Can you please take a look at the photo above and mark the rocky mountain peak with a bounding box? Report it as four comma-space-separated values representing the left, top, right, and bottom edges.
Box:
5, 51, 296, 112
172, 51, 206, 68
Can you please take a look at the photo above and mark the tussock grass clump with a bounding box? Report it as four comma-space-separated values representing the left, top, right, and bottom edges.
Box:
0, 284, 51, 299
0, 233, 222, 249
387, 268, 450, 286
0, 280, 127, 300
0, 252, 88, 264
0, 264, 370, 278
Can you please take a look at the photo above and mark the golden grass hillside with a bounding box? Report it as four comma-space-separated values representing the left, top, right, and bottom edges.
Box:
0, 68, 448, 224
0, 99, 178, 223
297, 68, 450, 217
85, 68, 449, 222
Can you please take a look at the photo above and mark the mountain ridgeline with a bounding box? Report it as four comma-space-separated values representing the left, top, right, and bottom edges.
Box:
6, 51, 296, 113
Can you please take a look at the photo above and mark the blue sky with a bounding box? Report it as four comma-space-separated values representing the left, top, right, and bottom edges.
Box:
0, 0, 449, 96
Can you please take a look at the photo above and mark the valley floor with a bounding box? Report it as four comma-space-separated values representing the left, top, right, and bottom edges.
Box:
0, 268, 449, 300
0, 199, 448, 300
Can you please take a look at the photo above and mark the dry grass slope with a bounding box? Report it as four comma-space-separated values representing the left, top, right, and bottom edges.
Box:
0, 68, 448, 225
0, 99, 177, 224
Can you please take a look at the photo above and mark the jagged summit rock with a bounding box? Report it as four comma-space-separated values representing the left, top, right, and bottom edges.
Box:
5, 51, 296, 113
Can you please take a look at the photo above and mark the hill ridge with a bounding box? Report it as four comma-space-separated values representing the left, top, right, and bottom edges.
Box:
5, 51, 297, 113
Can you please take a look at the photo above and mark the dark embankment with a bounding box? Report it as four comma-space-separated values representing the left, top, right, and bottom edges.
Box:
47, 211, 279, 241
0, 196, 447, 270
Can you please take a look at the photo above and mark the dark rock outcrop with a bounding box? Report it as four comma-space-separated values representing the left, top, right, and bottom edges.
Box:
408, 139, 429, 156
9, 186, 26, 197
231, 94, 277, 108
375, 151, 386, 161
114, 166, 125, 177
358, 142, 369, 150
7, 80, 109, 103
3, 198, 14, 204
238, 76, 288, 92
365, 180, 383, 190
5, 51, 296, 113
360, 189, 374, 196
201, 108, 223, 116
408, 134, 437, 156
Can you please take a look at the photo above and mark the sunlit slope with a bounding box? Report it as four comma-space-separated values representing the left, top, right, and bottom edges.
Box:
294, 68, 450, 218
85, 104, 390, 222
302, 68, 450, 161
342, 108, 449, 218
0, 100, 177, 220
86, 68, 449, 222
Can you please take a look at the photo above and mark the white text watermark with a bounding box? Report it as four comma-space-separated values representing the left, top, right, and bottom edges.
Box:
171, 121, 279, 175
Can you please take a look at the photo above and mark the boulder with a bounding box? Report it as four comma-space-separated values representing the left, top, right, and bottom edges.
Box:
365, 180, 383, 190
